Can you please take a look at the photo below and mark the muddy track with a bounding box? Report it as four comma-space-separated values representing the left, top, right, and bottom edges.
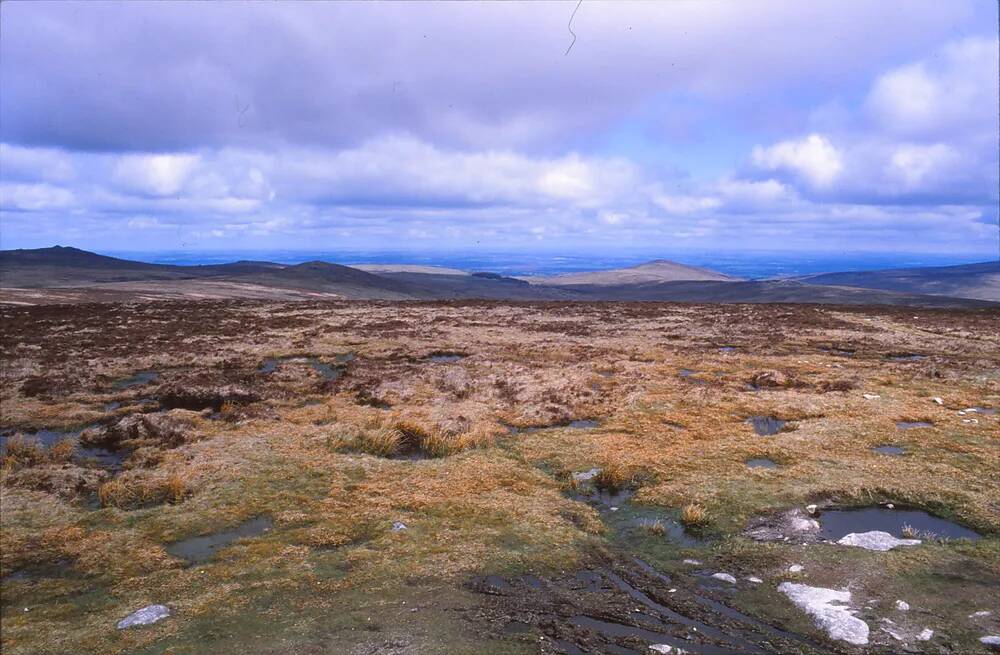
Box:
469, 556, 833, 655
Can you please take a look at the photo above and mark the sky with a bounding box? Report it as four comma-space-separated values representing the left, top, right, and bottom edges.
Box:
0, 1, 998, 256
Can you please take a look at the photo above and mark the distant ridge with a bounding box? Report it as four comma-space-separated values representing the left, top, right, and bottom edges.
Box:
797, 261, 1000, 302
0, 247, 995, 307
523, 259, 738, 286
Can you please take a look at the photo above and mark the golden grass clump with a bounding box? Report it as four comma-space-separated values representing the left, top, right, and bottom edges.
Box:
98, 473, 190, 509
680, 503, 708, 527
594, 461, 633, 491
641, 519, 667, 536
1, 436, 76, 470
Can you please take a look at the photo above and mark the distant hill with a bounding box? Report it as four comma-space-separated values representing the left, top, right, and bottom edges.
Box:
0, 246, 285, 287
797, 261, 1000, 302
0, 247, 995, 307
524, 259, 738, 286
353, 264, 469, 276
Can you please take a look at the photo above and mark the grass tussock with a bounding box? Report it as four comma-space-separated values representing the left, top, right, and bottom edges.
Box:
680, 503, 708, 527
97, 472, 190, 509
593, 461, 634, 492
1, 436, 75, 471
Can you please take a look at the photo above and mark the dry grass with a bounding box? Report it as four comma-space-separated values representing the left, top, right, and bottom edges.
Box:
97, 472, 190, 509
1, 299, 998, 655
680, 503, 708, 527
593, 461, 633, 491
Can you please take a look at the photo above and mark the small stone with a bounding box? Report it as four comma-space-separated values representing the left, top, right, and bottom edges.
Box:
837, 531, 921, 551
116, 604, 171, 630
805, 504, 818, 515
971, 611, 992, 618
668, 588, 677, 593
886, 503, 895, 509
932, 397, 943, 405
863, 393, 880, 400
980, 636, 1000, 648
917, 628, 933, 641
711, 572, 736, 584
746, 576, 763, 584
391, 521, 408, 532
895, 600, 910, 611
682, 559, 701, 566
788, 564, 804, 573
649, 646, 674, 654
963, 418, 979, 425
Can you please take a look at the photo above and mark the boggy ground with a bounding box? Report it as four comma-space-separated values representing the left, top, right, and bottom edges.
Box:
1, 300, 998, 654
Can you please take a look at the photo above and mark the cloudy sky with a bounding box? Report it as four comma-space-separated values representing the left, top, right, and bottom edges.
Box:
1, 1, 997, 255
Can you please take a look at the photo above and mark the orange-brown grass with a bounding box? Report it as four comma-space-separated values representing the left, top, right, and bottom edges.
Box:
680, 503, 708, 527
593, 461, 634, 491
97, 472, 190, 509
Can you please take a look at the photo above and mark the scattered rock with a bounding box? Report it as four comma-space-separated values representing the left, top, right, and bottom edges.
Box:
805, 504, 818, 515
649, 646, 678, 654
788, 564, 804, 573
981, 636, 1000, 649
863, 393, 880, 400
710, 572, 736, 584
778, 582, 869, 646
682, 559, 701, 566
116, 604, 170, 629
158, 384, 259, 412
572, 468, 601, 483
391, 521, 408, 532
837, 531, 921, 551
970, 611, 992, 618
745, 508, 821, 543
932, 397, 943, 405
896, 600, 910, 611
746, 576, 763, 584
917, 628, 933, 641
82, 411, 192, 450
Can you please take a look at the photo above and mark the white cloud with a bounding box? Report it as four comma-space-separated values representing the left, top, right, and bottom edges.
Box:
113, 154, 200, 196
888, 143, 959, 189
752, 134, 843, 188
0, 182, 75, 210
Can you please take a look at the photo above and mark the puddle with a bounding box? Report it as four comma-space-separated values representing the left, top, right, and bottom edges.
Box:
746, 458, 778, 469
746, 416, 786, 436
506, 419, 600, 434
679, 369, 706, 385
424, 352, 467, 363
718, 346, 738, 353
570, 616, 736, 655
817, 507, 980, 541
0, 424, 131, 472
104, 401, 122, 411
897, 421, 932, 430
820, 347, 855, 357
885, 353, 926, 362
873, 445, 906, 456
112, 371, 159, 390
259, 354, 353, 379
307, 359, 343, 380
165, 516, 274, 564
967, 407, 997, 415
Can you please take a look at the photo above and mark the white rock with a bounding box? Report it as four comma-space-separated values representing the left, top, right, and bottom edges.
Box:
391, 521, 408, 532
711, 572, 737, 584
917, 628, 933, 641
895, 600, 909, 611
963, 418, 979, 425
116, 604, 170, 630
958, 411, 967, 416
963, 408, 979, 413
650, 645, 684, 654
682, 559, 701, 566
746, 576, 763, 584
971, 611, 993, 618
778, 582, 869, 646
788, 564, 804, 573
932, 397, 943, 405
805, 504, 818, 515
572, 467, 602, 482
981, 635, 1000, 647
837, 531, 921, 551
791, 517, 820, 532
863, 393, 880, 400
